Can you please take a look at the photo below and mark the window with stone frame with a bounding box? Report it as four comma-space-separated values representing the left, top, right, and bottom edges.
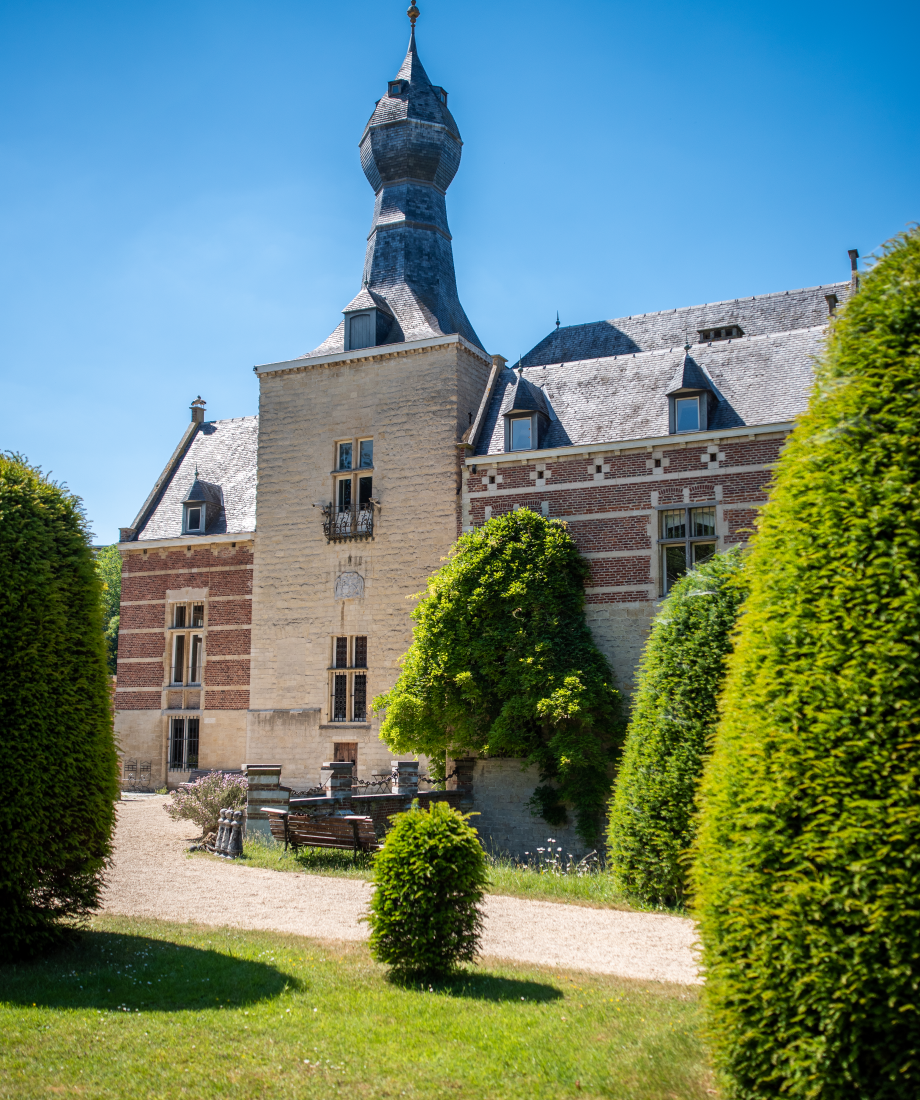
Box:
168, 716, 199, 772
329, 635, 369, 722
169, 600, 205, 685
658, 505, 717, 595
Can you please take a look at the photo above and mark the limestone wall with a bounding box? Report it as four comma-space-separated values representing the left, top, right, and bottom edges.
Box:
249, 337, 492, 785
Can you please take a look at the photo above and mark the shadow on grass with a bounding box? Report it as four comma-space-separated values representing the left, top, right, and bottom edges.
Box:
0, 930, 299, 1012
387, 969, 564, 1003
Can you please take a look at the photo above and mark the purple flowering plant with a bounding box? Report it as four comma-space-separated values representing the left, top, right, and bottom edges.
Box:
163, 771, 248, 840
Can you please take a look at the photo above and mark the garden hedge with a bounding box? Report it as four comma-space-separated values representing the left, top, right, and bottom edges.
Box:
373, 509, 623, 844
692, 229, 920, 1098
0, 455, 119, 957
607, 546, 746, 906
368, 801, 487, 977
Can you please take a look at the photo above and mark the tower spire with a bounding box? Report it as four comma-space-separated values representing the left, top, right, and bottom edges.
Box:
307, 6, 484, 356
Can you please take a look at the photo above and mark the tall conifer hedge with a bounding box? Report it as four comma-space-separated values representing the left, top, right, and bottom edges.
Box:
692, 229, 920, 1098
0, 455, 119, 957
607, 547, 745, 906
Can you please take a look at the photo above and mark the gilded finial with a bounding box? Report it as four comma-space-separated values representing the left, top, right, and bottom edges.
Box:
407, 3, 419, 28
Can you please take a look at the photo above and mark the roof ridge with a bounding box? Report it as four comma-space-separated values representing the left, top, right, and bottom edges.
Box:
552, 281, 849, 334
520, 323, 827, 371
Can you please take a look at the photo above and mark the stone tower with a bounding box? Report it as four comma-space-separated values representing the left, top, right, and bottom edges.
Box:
245, 10, 496, 782
310, 21, 483, 356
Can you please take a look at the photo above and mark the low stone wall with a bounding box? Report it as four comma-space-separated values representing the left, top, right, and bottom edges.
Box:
455, 758, 589, 861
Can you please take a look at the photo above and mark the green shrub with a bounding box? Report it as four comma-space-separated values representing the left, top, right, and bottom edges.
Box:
692, 229, 920, 1099
373, 509, 624, 844
0, 455, 119, 958
94, 544, 122, 675
164, 771, 248, 841
607, 547, 746, 906
367, 801, 487, 977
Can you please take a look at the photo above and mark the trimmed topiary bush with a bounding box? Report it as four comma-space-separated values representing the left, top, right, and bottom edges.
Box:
692, 229, 920, 1098
607, 546, 746, 906
368, 801, 487, 977
373, 509, 624, 844
0, 455, 119, 958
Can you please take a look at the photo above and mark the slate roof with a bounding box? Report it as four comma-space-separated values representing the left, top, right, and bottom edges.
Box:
475, 326, 828, 455
302, 29, 483, 359
520, 282, 850, 367
136, 417, 259, 540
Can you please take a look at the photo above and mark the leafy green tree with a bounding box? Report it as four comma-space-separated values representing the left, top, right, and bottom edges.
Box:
95, 544, 122, 675
607, 547, 746, 906
373, 509, 623, 844
0, 455, 119, 957
368, 801, 487, 977
692, 229, 920, 1099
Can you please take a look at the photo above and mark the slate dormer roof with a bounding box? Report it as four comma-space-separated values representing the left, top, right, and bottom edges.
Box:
665, 353, 716, 396
133, 417, 258, 541
183, 471, 223, 509
505, 373, 551, 417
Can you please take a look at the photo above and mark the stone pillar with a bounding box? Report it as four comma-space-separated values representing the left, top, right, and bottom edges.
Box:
245, 763, 287, 840
392, 760, 419, 798
321, 761, 354, 801
448, 757, 476, 808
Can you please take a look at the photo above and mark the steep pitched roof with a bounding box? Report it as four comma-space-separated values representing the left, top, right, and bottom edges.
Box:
135, 416, 258, 540
520, 282, 849, 367
475, 326, 826, 455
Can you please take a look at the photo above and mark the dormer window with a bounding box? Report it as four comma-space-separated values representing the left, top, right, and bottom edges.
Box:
348, 313, 374, 351
388, 81, 404, 96
509, 417, 533, 450
675, 397, 701, 433
698, 325, 743, 343
184, 504, 203, 533
434, 87, 448, 105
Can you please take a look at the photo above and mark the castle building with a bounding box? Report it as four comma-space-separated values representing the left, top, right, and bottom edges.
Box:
113, 12, 853, 818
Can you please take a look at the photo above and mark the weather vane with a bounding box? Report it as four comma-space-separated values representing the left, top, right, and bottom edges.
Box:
407, 3, 420, 28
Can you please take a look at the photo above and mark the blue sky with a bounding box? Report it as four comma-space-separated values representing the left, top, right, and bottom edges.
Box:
1, 0, 917, 542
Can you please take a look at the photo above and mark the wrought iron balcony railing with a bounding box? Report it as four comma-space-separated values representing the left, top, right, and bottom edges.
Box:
322, 503, 375, 543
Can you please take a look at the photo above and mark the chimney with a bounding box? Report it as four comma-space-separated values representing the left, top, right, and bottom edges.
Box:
190, 396, 206, 424
848, 249, 859, 294
825, 293, 838, 316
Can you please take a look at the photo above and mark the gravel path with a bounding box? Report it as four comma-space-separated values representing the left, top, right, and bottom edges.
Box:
102, 796, 701, 985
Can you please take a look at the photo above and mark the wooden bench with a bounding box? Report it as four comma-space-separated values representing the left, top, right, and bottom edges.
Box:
262, 809, 380, 855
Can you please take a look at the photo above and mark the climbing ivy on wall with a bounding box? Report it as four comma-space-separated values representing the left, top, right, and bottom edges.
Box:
373, 509, 624, 844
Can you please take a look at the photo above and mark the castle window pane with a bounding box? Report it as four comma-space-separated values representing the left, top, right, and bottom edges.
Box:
337, 477, 352, 512
676, 397, 700, 432
660, 509, 685, 540
359, 439, 373, 468
335, 636, 348, 668
691, 507, 716, 537
664, 544, 687, 592
510, 417, 532, 450
358, 476, 373, 507
337, 442, 352, 470
693, 542, 716, 566
353, 673, 367, 722
191, 603, 204, 627
333, 673, 348, 722
354, 636, 367, 668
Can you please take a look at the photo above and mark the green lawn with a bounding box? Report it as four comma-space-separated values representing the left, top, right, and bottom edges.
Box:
231, 836, 682, 913
0, 915, 709, 1100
